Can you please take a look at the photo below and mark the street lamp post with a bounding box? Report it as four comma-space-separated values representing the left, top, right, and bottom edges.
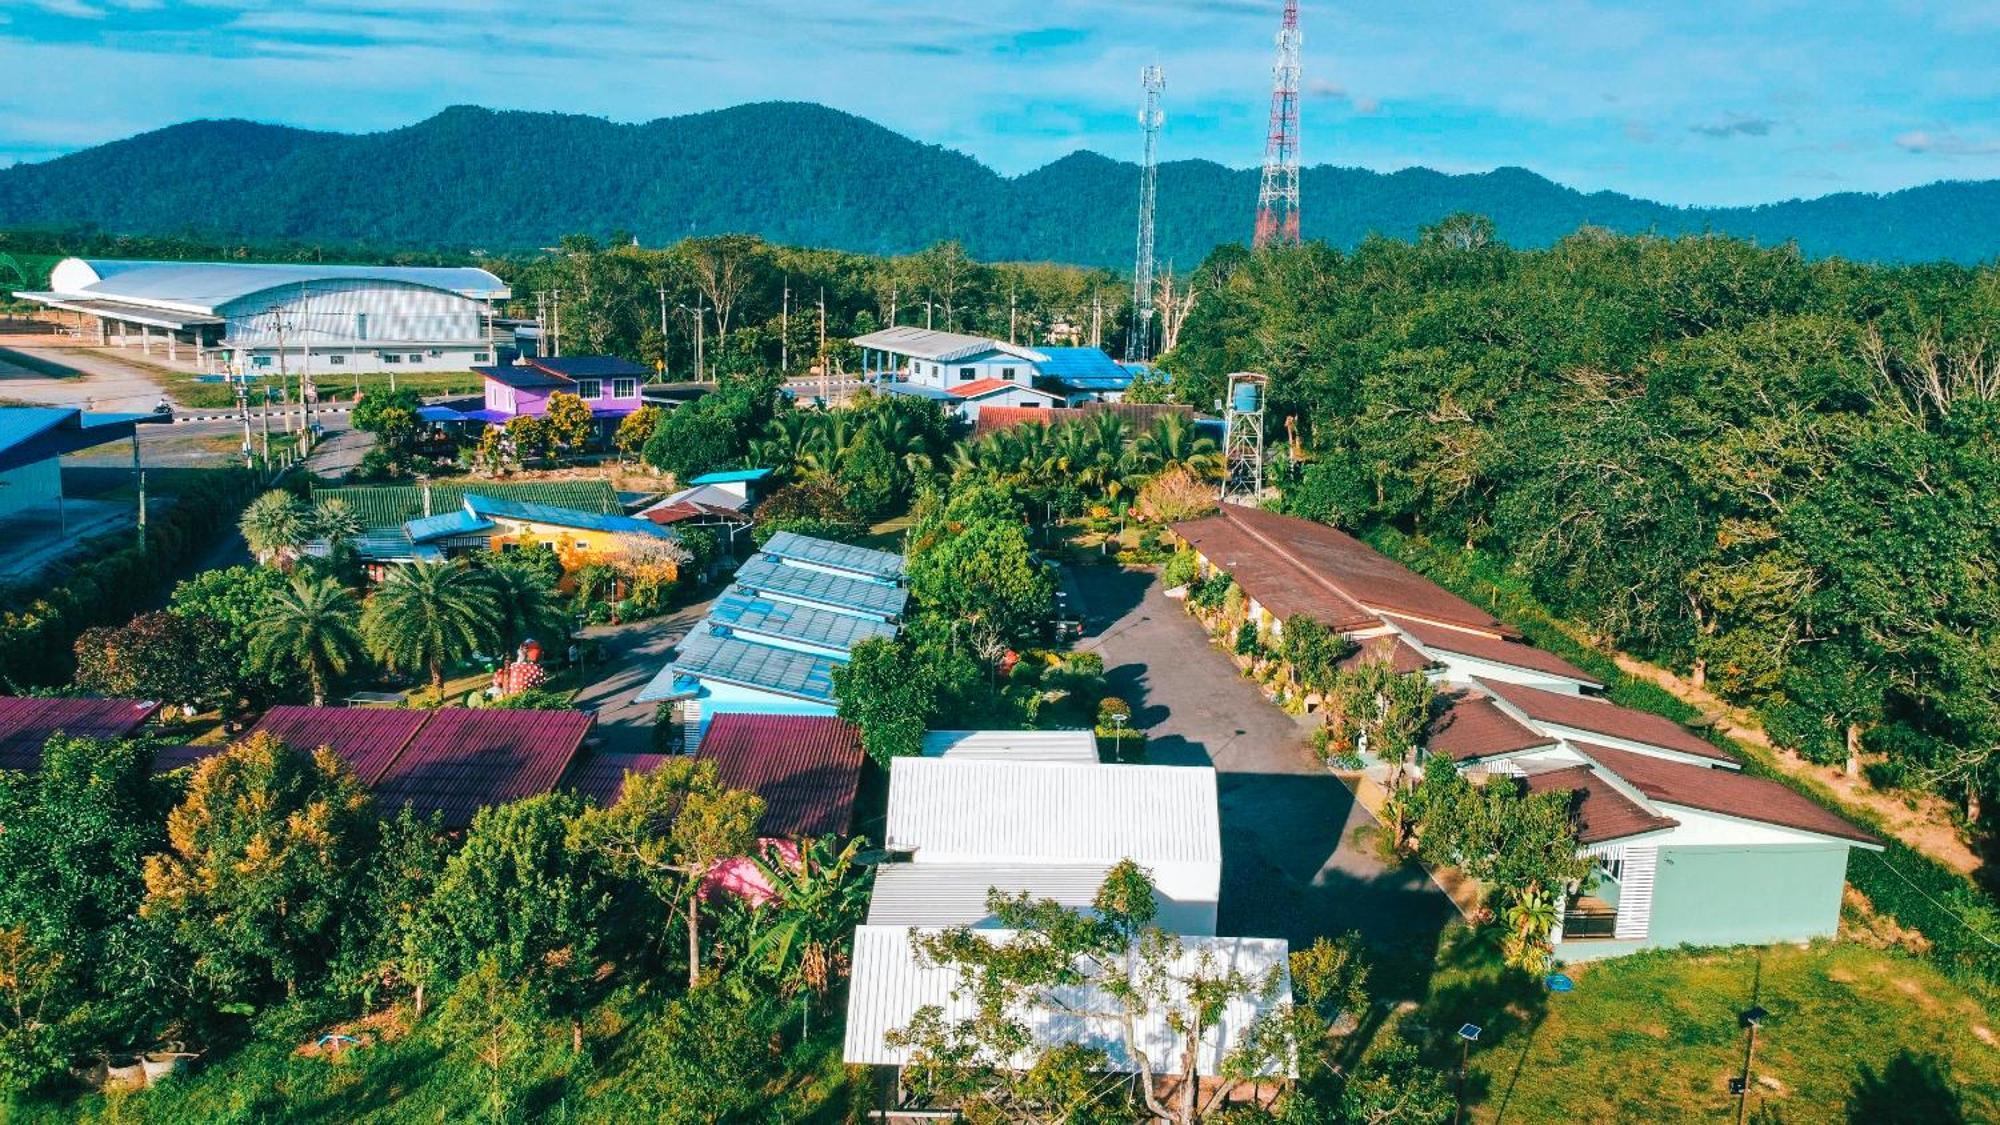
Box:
1454, 1023, 1481, 1125
1109, 710, 1129, 761
1733, 1005, 1768, 1124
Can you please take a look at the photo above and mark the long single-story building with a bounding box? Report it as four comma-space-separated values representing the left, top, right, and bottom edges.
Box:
852, 327, 1140, 408
1169, 504, 1881, 961
14, 258, 509, 375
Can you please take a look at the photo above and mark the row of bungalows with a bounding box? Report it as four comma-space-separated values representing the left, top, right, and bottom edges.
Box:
635, 530, 908, 747
1169, 504, 1882, 962
845, 731, 1295, 1117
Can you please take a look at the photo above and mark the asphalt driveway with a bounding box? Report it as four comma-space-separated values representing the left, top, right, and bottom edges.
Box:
1070, 564, 1457, 965
570, 593, 716, 754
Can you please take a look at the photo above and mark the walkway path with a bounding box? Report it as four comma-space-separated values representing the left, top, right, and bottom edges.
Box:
568, 593, 716, 755
0, 338, 168, 411
1069, 564, 1458, 964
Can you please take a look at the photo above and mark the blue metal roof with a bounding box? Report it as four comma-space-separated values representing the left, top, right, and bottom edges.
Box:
0, 407, 145, 473
417, 405, 471, 422
403, 508, 495, 543
1032, 347, 1135, 390
635, 627, 843, 704
688, 467, 774, 485
709, 588, 896, 653
524, 356, 651, 379
734, 556, 908, 620
878, 382, 956, 402
473, 364, 569, 391
462, 494, 677, 540
759, 530, 905, 581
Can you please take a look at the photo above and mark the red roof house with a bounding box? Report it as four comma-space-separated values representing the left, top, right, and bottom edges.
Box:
695, 713, 866, 838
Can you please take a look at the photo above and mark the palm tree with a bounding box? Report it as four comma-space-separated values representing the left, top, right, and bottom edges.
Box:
315, 498, 364, 548
1137, 412, 1220, 474
362, 561, 502, 696
250, 573, 365, 706
750, 412, 817, 474
484, 562, 570, 655
240, 489, 310, 567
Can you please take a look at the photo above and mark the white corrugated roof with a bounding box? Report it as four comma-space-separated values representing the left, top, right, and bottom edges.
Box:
920, 729, 1100, 763
866, 862, 1117, 927
851, 325, 1048, 364
885, 758, 1220, 865
843, 925, 1293, 1075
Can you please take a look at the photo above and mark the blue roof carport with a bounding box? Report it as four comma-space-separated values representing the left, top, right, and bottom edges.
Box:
0, 408, 154, 474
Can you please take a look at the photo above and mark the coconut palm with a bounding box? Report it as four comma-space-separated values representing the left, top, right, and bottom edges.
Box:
749, 412, 818, 474
484, 559, 573, 654
314, 498, 364, 548
250, 573, 365, 706
362, 560, 502, 695
240, 489, 311, 567
1137, 412, 1220, 474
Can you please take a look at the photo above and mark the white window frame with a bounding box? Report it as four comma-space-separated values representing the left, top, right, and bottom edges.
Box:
612, 377, 637, 398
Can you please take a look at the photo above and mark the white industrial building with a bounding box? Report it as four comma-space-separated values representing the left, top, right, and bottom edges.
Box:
14, 258, 510, 376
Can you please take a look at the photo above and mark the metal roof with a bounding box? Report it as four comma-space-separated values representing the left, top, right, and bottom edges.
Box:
866, 862, 1117, 926
249, 705, 431, 784
758, 530, 905, 581
696, 713, 865, 838
885, 759, 1221, 866
1031, 347, 1135, 390
474, 364, 570, 391
522, 356, 650, 379
919, 729, 1100, 764
687, 467, 774, 485
1475, 677, 1738, 765
0, 407, 148, 473
402, 508, 495, 543
877, 382, 956, 402
709, 588, 896, 653
1519, 763, 1679, 845
734, 555, 908, 621
371, 707, 594, 830
851, 326, 1047, 364
9, 292, 226, 329
1573, 742, 1880, 847
463, 494, 678, 540
643, 626, 845, 704
0, 696, 160, 771
844, 925, 1292, 1075
1426, 690, 1556, 763
45, 258, 508, 315
564, 751, 671, 806
315, 480, 621, 529
1383, 612, 1601, 687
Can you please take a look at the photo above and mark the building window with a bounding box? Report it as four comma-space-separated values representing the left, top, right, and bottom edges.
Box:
931, 364, 940, 377
382, 353, 402, 364
1002, 366, 1017, 380
958, 367, 976, 381
355, 313, 368, 340
577, 379, 603, 399
406, 353, 423, 363
1021, 401, 1042, 408
613, 377, 636, 398
576, 540, 589, 550
252, 355, 273, 368
328, 354, 346, 366
473, 352, 490, 363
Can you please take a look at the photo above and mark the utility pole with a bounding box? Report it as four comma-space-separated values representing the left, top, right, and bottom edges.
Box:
817, 286, 828, 404
267, 302, 294, 438
781, 279, 790, 374
299, 282, 315, 440
657, 284, 669, 375
889, 283, 898, 327
1009, 284, 1018, 344
695, 292, 705, 380
550, 289, 563, 358
1090, 294, 1103, 349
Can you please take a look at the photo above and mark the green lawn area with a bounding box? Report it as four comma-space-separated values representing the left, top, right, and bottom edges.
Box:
1401, 930, 1999, 1123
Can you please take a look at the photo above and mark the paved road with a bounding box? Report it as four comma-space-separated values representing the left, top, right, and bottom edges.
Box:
568, 593, 717, 755
1070, 564, 1457, 965
0, 338, 170, 411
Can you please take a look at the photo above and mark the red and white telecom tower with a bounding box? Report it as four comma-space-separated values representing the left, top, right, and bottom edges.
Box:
1253, 0, 1302, 247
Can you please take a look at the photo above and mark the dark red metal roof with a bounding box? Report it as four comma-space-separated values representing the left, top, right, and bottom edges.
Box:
1574, 743, 1880, 847
249, 705, 431, 784
151, 743, 224, 774
0, 696, 159, 771
1383, 612, 1600, 686
696, 713, 864, 838
1521, 764, 1679, 844
1475, 678, 1737, 765
1426, 689, 1556, 762
1336, 633, 1437, 676
564, 751, 671, 807
372, 707, 594, 830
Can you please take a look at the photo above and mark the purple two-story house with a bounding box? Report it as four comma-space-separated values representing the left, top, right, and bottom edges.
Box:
469, 356, 649, 434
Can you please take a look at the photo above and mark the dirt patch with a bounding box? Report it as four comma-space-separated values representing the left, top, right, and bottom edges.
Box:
1841, 886, 1934, 954
291, 1006, 411, 1059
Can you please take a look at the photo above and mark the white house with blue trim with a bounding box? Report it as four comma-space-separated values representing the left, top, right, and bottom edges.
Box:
852, 327, 1137, 407
635, 531, 907, 746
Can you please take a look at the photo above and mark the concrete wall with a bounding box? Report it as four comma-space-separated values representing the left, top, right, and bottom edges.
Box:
1559, 842, 1850, 961
695, 677, 838, 719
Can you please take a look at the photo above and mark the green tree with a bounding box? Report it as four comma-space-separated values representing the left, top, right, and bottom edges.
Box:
542, 390, 595, 457
1334, 1039, 1456, 1124
240, 488, 311, 566
250, 573, 366, 706
906, 488, 1054, 647
833, 636, 937, 765
352, 386, 423, 453
615, 403, 663, 461
141, 732, 379, 1007
73, 610, 236, 712
362, 560, 501, 695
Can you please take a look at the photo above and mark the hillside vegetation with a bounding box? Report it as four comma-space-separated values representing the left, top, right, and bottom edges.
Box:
1167, 221, 2000, 863
1, 103, 1998, 266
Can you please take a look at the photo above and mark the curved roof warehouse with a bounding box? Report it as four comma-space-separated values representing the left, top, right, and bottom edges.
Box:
14, 257, 511, 377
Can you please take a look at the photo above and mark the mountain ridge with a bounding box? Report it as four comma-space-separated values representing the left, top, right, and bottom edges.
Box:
2, 101, 1995, 267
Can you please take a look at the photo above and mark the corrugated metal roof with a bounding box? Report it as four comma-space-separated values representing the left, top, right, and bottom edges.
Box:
919, 729, 1100, 763
866, 862, 1116, 926
844, 925, 1292, 1075
1030, 346, 1129, 380
759, 530, 906, 581
1519, 763, 1679, 845
150, 743, 224, 774
709, 589, 895, 653
1475, 678, 1737, 765
1573, 742, 1880, 847
523, 356, 650, 379
696, 713, 865, 838
1425, 689, 1556, 763
688, 468, 774, 485
851, 327, 1047, 364
372, 707, 594, 830
464, 494, 678, 540
734, 556, 908, 620
403, 508, 495, 543
563, 751, 670, 807
53, 258, 508, 313
249, 705, 432, 784
886, 759, 1220, 865
654, 627, 844, 704
0, 696, 160, 771
1384, 613, 1601, 687
474, 364, 570, 390
877, 382, 956, 402
316, 480, 620, 529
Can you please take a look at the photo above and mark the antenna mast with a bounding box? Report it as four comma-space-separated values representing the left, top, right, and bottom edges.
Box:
1128, 65, 1165, 363
1253, 0, 1302, 247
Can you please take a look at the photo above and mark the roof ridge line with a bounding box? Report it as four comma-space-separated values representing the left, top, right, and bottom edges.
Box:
1219, 507, 1377, 629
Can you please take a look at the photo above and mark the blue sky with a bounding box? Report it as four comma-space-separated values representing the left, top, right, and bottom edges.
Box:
2, 1, 1996, 206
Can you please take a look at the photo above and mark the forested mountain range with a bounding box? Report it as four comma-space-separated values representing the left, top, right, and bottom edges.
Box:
2, 101, 1997, 267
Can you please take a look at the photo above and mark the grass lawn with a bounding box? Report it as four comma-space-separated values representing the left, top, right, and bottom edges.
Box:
1402, 930, 1999, 1123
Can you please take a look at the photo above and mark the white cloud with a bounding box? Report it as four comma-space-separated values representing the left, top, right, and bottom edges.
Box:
1895, 130, 2000, 156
